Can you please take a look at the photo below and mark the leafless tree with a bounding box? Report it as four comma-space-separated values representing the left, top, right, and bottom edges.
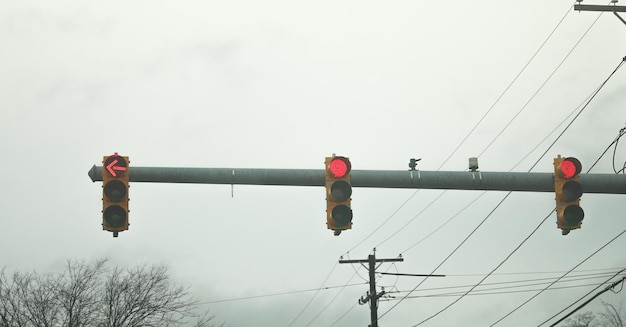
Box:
563, 311, 596, 327
564, 300, 625, 327
597, 300, 624, 327
0, 259, 222, 327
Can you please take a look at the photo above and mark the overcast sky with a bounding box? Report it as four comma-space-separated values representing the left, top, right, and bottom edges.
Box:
2, 1, 626, 326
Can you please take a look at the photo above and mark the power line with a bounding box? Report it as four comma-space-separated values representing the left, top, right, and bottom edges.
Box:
374, 190, 447, 249
397, 60, 622, 255
488, 57, 626, 324
339, 253, 404, 327
490, 228, 626, 326
199, 280, 366, 304
342, 0, 575, 256
398, 55, 625, 258
349, 0, 586, 260
298, 251, 402, 326
344, 189, 422, 254
410, 207, 553, 326
287, 261, 338, 327
343, 5, 620, 326
531, 55, 625, 172
378, 190, 514, 322
304, 267, 363, 326
399, 191, 487, 255
442, 1, 576, 168
328, 262, 401, 326
477, 2, 595, 158
398, 53, 626, 326
537, 268, 626, 326
441, 267, 625, 277
390, 270, 624, 295
585, 122, 626, 173
547, 276, 626, 327
329, 301, 358, 326
389, 282, 617, 299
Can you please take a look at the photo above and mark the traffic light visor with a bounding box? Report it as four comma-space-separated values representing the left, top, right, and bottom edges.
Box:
103, 205, 127, 228
330, 181, 352, 202
560, 157, 582, 179
329, 157, 351, 179
563, 205, 584, 225
561, 180, 583, 202
104, 180, 127, 202
331, 205, 353, 227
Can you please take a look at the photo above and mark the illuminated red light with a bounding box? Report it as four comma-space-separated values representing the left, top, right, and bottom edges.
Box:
560, 157, 581, 179
105, 156, 128, 177
329, 157, 351, 178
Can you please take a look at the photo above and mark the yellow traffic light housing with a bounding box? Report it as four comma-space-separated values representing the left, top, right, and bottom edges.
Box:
102, 153, 130, 237
554, 156, 584, 234
325, 156, 353, 235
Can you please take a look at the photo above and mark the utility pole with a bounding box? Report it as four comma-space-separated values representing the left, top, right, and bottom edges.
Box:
339, 253, 404, 327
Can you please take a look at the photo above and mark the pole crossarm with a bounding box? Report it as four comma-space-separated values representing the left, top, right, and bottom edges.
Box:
338, 254, 403, 327
574, 3, 626, 25
88, 165, 626, 194
574, 4, 626, 12
338, 258, 404, 264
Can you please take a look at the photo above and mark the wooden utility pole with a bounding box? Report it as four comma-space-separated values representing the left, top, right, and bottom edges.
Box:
339, 253, 403, 327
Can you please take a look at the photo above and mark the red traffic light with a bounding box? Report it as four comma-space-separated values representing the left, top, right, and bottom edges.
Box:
553, 156, 584, 233
329, 157, 351, 179
104, 155, 128, 178
560, 157, 582, 179
102, 154, 130, 236
325, 155, 353, 234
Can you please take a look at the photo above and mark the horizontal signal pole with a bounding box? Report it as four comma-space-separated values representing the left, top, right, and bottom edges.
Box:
88, 165, 626, 194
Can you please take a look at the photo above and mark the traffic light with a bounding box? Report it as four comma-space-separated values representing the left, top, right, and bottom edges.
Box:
325, 156, 352, 235
553, 156, 584, 234
102, 153, 129, 237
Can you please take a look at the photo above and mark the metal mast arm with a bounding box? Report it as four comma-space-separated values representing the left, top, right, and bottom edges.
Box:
88, 165, 626, 194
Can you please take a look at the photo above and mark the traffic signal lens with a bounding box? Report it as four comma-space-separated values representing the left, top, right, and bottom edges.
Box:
331, 205, 353, 227
330, 180, 352, 202
329, 157, 351, 178
560, 157, 581, 179
561, 180, 583, 202
103, 180, 127, 202
103, 205, 127, 228
104, 155, 128, 178
563, 205, 584, 225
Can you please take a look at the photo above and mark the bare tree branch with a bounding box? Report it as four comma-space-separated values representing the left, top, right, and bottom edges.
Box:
0, 260, 221, 327
599, 300, 624, 327
563, 311, 596, 327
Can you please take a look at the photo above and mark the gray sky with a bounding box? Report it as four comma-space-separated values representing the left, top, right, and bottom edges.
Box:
1, 1, 626, 326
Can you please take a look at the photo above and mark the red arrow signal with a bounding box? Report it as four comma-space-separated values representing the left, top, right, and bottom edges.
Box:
105, 156, 127, 177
